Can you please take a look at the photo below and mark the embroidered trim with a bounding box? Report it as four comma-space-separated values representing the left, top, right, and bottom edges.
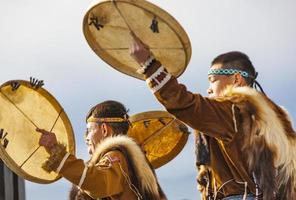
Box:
137, 55, 156, 74
78, 166, 88, 188
231, 104, 238, 133
152, 73, 171, 93
147, 66, 165, 82
95, 156, 112, 168
106, 154, 121, 164
56, 152, 70, 173
87, 116, 128, 123
146, 66, 171, 93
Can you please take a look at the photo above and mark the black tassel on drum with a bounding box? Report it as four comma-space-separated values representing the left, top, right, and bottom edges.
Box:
143, 120, 150, 128
10, 81, 20, 91
29, 77, 44, 89
0, 129, 9, 149
150, 16, 159, 33
89, 15, 104, 31
158, 118, 166, 126
179, 124, 190, 135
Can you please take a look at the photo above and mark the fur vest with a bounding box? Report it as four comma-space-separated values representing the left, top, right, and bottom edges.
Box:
69, 135, 166, 200
216, 86, 296, 200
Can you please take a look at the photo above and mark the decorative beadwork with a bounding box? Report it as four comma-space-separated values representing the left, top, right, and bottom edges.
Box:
87, 116, 129, 123
208, 68, 249, 78
137, 55, 156, 74
146, 66, 171, 93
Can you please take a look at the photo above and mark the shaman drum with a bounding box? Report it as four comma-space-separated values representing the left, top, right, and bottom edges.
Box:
0, 79, 75, 184
128, 111, 189, 168
83, 0, 191, 80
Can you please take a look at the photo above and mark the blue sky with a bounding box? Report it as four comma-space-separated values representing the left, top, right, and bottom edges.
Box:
0, 0, 295, 199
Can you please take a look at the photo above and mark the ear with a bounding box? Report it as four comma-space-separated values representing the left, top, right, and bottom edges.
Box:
101, 123, 109, 137
233, 73, 245, 86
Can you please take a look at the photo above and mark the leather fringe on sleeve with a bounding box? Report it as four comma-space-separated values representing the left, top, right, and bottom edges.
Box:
69, 185, 94, 200
42, 143, 67, 173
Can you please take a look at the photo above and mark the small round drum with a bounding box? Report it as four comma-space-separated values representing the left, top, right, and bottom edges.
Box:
0, 79, 75, 184
83, 0, 192, 80
128, 111, 189, 168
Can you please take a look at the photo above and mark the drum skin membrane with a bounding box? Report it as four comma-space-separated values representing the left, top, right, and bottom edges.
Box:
0, 80, 75, 184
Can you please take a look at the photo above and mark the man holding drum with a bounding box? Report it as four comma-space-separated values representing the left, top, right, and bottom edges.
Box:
37, 100, 166, 200
130, 35, 296, 200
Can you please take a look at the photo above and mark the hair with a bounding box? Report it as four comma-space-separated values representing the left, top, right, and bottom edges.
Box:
86, 100, 130, 135
211, 51, 256, 85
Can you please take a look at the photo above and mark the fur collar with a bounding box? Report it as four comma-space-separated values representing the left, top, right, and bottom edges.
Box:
89, 135, 159, 197
217, 86, 296, 199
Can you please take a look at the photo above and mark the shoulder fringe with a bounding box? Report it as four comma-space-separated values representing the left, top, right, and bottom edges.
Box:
218, 86, 296, 197
89, 135, 159, 197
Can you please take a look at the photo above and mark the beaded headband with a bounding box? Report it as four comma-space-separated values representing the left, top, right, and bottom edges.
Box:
208, 68, 265, 94
87, 115, 129, 123
208, 68, 250, 78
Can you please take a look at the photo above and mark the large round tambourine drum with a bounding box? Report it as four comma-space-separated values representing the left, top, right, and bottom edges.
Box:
0, 80, 75, 184
83, 0, 192, 80
128, 111, 189, 169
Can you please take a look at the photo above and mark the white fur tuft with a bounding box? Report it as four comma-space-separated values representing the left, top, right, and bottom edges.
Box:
90, 135, 159, 196
222, 86, 296, 188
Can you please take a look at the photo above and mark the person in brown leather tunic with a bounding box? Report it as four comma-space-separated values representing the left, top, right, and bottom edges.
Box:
129, 34, 296, 200
37, 100, 166, 200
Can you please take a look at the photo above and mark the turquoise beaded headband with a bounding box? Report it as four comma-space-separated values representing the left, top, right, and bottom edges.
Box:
208, 68, 249, 78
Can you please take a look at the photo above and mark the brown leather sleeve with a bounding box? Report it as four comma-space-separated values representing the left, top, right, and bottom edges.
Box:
144, 61, 237, 141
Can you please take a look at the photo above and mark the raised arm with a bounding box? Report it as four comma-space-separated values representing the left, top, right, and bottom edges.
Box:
130, 35, 238, 141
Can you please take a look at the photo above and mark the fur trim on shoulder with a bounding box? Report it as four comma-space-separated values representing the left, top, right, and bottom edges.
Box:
89, 135, 159, 198
280, 105, 295, 129
217, 86, 296, 199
